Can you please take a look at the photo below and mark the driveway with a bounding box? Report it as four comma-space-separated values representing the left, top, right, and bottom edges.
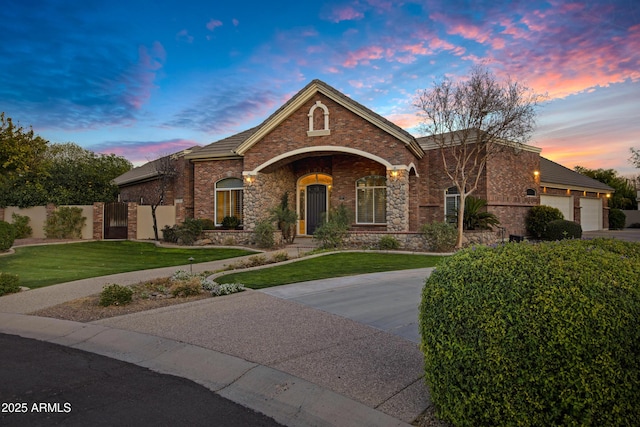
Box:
583, 229, 640, 242
261, 268, 434, 344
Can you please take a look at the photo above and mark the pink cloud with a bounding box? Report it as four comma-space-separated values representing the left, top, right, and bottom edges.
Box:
232, 18, 239, 27
343, 45, 385, 68
206, 19, 223, 31
95, 139, 200, 165
328, 6, 364, 23
176, 29, 193, 43
121, 41, 166, 110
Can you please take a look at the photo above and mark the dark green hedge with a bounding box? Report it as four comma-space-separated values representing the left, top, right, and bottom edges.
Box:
0, 220, 16, 251
608, 208, 626, 230
419, 239, 640, 426
525, 205, 564, 239
543, 219, 582, 240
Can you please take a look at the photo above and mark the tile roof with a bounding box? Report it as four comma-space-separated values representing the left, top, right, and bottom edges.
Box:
113, 148, 196, 186
540, 157, 614, 192
184, 126, 259, 160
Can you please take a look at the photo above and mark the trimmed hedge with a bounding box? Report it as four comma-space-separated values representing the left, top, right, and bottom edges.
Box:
419, 239, 640, 426
543, 219, 582, 240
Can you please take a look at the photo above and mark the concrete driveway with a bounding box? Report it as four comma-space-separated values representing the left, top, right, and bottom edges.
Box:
261, 268, 434, 344
583, 229, 640, 242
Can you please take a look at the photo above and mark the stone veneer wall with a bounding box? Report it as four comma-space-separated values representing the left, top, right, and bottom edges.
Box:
201, 230, 283, 247
344, 230, 501, 251
243, 166, 296, 231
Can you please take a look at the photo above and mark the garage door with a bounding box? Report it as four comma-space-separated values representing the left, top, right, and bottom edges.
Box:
580, 198, 602, 231
540, 195, 573, 221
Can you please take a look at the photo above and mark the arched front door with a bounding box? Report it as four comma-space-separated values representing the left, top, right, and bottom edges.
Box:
297, 173, 332, 235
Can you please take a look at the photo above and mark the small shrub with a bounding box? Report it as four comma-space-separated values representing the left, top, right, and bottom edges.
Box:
0, 272, 20, 296
169, 277, 202, 297
176, 217, 203, 245
99, 284, 133, 306
162, 225, 179, 243
420, 239, 640, 426
11, 213, 32, 239
223, 236, 237, 246
222, 216, 241, 230
608, 208, 626, 230
44, 206, 86, 239
420, 222, 456, 252
212, 282, 245, 296
526, 205, 564, 239
271, 251, 289, 263
198, 218, 216, 230
629, 222, 640, 229
270, 192, 297, 244
463, 196, 500, 230
253, 220, 275, 248
543, 219, 582, 240
0, 221, 16, 251
313, 204, 353, 249
378, 235, 400, 250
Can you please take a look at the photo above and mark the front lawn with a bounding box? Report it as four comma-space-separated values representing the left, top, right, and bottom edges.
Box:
216, 252, 444, 289
0, 241, 256, 289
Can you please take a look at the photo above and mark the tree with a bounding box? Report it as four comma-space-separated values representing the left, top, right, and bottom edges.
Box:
0, 141, 132, 207
0, 113, 49, 182
415, 66, 543, 248
144, 155, 178, 241
630, 147, 640, 168
574, 166, 637, 210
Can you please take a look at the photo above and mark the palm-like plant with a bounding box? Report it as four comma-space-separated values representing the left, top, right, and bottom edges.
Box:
463, 196, 500, 230
270, 192, 298, 244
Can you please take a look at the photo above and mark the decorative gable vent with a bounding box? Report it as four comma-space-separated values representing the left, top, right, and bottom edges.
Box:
307, 100, 330, 136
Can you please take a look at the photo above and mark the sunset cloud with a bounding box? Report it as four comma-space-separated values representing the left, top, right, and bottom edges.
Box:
325, 5, 364, 23
206, 19, 223, 31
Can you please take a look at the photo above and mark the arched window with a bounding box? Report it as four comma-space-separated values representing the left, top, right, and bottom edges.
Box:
215, 178, 243, 225
356, 175, 386, 224
445, 186, 460, 224
526, 188, 537, 197
307, 101, 330, 136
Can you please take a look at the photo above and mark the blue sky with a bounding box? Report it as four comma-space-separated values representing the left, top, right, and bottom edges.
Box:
1, 0, 639, 175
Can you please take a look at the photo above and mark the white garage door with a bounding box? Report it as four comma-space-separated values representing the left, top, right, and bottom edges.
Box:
540, 195, 573, 221
580, 198, 602, 231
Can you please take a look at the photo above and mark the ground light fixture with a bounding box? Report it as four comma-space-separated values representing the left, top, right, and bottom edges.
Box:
188, 257, 195, 274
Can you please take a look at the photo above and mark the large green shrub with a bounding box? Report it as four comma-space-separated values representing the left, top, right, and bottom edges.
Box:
526, 205, 564, 239
0, 272, 20, 296
608, 208, 626, 230
11, 213, 33, 239
44, 206, 86, 239
0, 221, 16, 251
420, 222, 456, 252
253, 220, 275, 248
419, 239, 640, 426
161, 218, 203, 245
543, 219, 582, 240
313, 204, 352, 249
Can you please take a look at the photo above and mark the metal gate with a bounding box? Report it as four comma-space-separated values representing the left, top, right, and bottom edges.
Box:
104, 202, 128, 239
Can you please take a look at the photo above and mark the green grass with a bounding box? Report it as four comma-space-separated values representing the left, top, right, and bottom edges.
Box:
0, 241, 256, 289
216, 252, 444, 289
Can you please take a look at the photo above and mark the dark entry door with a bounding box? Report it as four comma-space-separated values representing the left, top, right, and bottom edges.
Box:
104, 202, 128, 239
306, 185, 326, 235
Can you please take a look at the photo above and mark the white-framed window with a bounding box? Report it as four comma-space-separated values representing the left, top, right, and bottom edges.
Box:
356, 175, 386, 224
215, 178, 243, 225
445, 186, 460, 224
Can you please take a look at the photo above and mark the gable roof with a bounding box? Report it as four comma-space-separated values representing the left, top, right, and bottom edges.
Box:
416, 128, 542, 154
186, 79, 424, 160
113, 148, 195, 186
540, 157, 614, 193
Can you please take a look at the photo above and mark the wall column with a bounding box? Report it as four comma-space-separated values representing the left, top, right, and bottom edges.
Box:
387, 169, 410, 232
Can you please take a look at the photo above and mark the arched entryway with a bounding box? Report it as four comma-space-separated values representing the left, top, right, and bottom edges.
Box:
297, 173, 332, 235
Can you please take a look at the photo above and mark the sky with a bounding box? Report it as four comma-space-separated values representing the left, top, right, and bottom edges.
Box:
1, 0, 639, 176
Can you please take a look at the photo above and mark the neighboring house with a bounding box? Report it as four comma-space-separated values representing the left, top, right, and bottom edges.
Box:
115, 79, 613, 240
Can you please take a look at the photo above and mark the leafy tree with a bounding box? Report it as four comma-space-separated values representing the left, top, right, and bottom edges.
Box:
0, 112, 49, 182
138, 155, 178, 241
574, 166, 637, 210
630, 147, 640, 168
415, 66, 543, 248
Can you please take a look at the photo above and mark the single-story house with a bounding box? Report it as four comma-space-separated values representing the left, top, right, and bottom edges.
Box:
114, 79, 613, 241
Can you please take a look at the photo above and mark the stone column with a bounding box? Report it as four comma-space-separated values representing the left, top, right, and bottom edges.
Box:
386, 169, 410, 232
127, 202, 138, 240
93, 202, 104, 240
242, 174, 262, 232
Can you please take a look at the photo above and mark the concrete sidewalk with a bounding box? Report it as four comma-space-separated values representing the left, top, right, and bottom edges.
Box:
0, 246, 432, 426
